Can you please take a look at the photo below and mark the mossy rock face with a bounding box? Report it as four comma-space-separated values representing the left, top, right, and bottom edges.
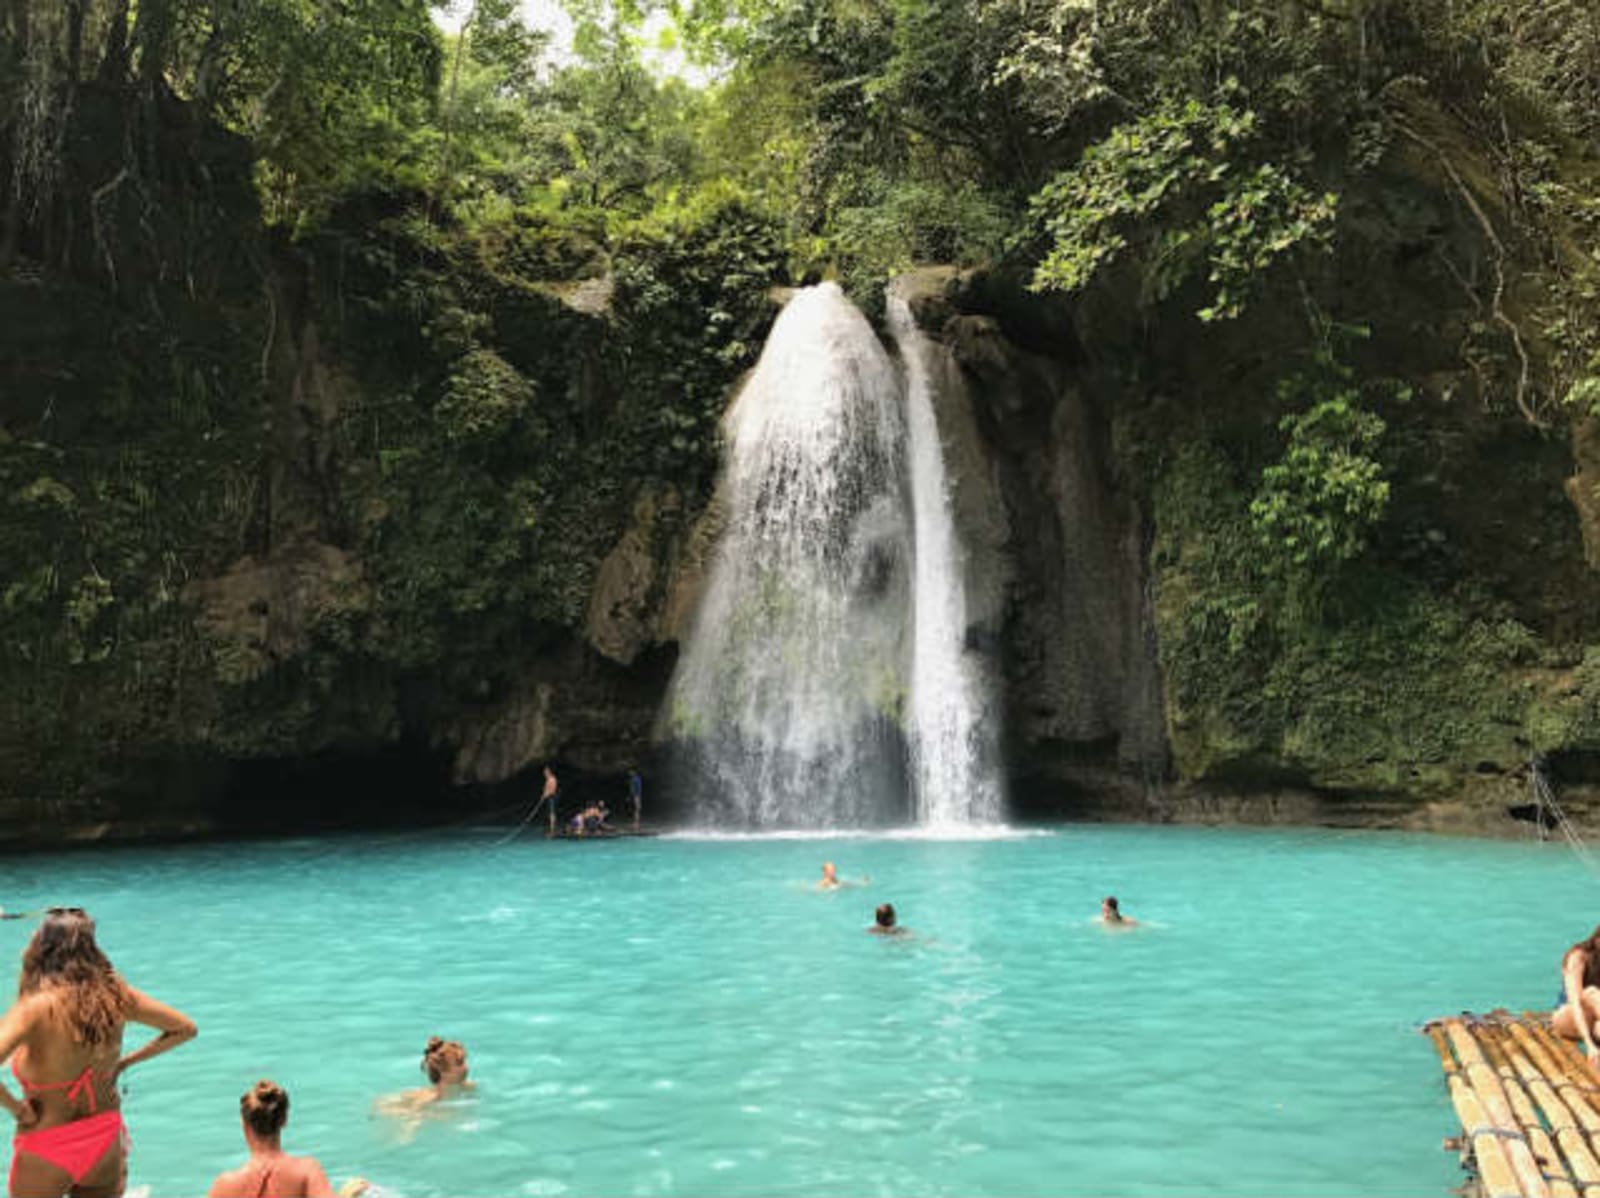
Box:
0, 86, 788, 824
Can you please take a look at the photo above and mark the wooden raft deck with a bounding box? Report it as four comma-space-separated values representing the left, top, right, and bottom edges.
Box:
1426, 1012, 1600, 1198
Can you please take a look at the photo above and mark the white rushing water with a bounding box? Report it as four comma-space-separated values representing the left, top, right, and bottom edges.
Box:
667, 282, 999, 827
666, 284, 912, 826
887, 290, 1002, 826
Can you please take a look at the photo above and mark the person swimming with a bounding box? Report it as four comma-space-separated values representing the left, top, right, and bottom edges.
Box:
819, 863, 840, 890
207, 1080, 334, 1198
1099, 896, 1139, 928
379, 1037, 475, 1117
868, 903, 907, 936
1554, 925, 1600, 1072
0, 907, 196, 1198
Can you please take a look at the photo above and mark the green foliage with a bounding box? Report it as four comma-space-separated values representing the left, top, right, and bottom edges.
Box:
828, 179, 1014, 300
1155, 441, 1542, 789
436, 349, 536, 445
1251, 371, 1389, 583
1027, 96, 1336, 320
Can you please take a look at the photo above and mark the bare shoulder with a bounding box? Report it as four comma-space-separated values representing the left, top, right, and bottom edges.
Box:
207, 1165, 246, 1197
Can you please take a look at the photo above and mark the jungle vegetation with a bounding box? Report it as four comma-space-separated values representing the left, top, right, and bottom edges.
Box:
4, 0, 1600, 814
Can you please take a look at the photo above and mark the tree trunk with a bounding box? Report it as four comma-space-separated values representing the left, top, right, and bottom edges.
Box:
99, 0, 130, 82
65, 0, 84, 80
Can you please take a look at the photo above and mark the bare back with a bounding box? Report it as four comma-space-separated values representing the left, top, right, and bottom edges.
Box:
209, 1154, 333, 1198
9, 992, 126, 1127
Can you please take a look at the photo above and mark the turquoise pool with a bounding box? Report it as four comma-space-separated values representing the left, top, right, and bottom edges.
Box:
0, 824, 1581, 1195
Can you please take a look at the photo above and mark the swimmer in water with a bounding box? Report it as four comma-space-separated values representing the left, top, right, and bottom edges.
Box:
382, 1037, 473, 1113
868, 903, 908, 936
377, 1037, 475, 1144
1098, 895, 1139, 929
819, 863, 840, 890
208, 1080, 334, 1198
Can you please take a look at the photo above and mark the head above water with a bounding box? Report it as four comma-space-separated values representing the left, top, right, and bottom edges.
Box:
1101, 896, 1121, 920
822, 862, 838, 883
422, 1036, 469, 1084
241, 1080, 290, 1139
19, 907, 125, 1046
875, 903, 896, 929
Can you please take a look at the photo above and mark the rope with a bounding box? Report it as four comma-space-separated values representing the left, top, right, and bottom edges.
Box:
1465, 1125, 1529, 1142
494, 794, 551, 847
274, 795, 540, 868
1531, 760, 1600, 881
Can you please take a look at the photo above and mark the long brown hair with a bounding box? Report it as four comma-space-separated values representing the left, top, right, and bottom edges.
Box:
18, 909, 128, 1046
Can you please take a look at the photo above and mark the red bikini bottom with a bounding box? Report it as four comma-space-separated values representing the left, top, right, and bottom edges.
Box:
11, 1110, 127, 1189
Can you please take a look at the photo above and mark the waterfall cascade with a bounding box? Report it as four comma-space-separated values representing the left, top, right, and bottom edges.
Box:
666, 282, 1001, 828
888, 289, 1002, 826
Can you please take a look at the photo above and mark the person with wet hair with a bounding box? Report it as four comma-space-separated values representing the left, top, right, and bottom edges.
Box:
868, 903, 907, 936
1099, 896, 1139, 929
0, 907, 196, 1198
378, 1037, 475, 1122
208, 1080, 334, 1198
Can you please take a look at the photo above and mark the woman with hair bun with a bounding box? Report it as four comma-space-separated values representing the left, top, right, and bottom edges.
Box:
377, 1037, 474, 1131
0, 907, 196, 1198
207, 1081, 333, 1198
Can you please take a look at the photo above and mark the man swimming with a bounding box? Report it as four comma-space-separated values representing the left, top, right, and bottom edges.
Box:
1099, 896, 1139, 928
819, 863, 840, 890
868, 903, 907, 936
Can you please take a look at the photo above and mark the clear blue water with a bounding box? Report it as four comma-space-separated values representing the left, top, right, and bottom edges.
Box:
0, 824, 1580, 1196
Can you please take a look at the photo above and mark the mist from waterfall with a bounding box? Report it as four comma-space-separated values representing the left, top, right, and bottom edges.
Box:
666, 281, 1000, 828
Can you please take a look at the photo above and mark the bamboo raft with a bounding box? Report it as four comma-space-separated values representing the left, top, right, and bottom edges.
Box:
1426, 1011, 1600, 1198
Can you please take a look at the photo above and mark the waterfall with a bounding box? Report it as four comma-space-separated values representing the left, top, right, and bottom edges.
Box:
666, 281, 1000, 828
887, 289, 1003, 826
665, 284, 913, 827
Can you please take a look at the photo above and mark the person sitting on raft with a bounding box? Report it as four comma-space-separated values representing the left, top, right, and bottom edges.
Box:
0, 907, 196, 1198
208, 1080, 334, 1198
571, 802, 613, 836
1554, 925, 1600, 1071
1099, 896, 1139, 928
868, 904, 907, 936
379, 1037, 475, 1116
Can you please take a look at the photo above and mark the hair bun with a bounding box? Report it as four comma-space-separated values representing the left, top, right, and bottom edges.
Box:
426, 1036, 444, 1053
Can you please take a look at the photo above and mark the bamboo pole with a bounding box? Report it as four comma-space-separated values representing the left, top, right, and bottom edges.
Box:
1482, 1028, 1581, 1197
1451, 1071, 1538, 1198
1509, 1020, 1600, 1186
1430, 1023, 1460, 1071
1456, 1023, 1555, 1198
1449, 1022, 1530, 1132
1524, 1022, 1600, 1133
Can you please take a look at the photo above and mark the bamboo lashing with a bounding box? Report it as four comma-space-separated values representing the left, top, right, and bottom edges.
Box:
1480, 1028, 1580, 1198
1426, 1013, 1600, 1198
1442, 1020, 1552, 1198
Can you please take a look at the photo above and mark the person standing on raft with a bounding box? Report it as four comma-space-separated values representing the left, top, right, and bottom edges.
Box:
1554, 925, 1600, 1072
541, 766, 560, 838
0, 907, 197, 1198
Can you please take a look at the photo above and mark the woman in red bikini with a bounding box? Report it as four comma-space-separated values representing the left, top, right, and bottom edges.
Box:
0, 907, 196, 1197
207, 1081, 333, 1198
